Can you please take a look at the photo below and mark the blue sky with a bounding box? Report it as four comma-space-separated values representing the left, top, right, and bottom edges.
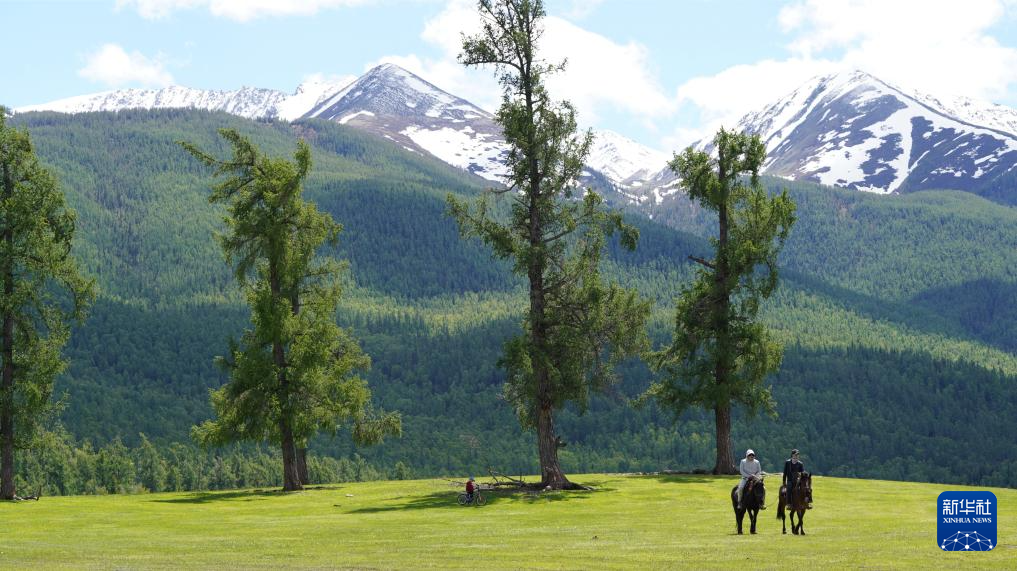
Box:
5, 0, 1017, 151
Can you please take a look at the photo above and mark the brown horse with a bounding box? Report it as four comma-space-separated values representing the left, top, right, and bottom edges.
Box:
777, 472, 813, 535
731, 476, 766, 535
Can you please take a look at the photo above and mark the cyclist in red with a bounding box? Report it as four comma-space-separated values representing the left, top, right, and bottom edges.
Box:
466, 476, 476, 503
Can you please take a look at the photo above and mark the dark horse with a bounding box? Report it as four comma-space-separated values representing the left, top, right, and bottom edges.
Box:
777, 472, 813, 535
731, 476, 765, 534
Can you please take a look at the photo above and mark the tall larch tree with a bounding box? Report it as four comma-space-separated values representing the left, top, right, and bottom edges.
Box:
645, 128, 796, 474
182, 130, 399, 491
448, 0, 650, 489
0, 108, 94, 500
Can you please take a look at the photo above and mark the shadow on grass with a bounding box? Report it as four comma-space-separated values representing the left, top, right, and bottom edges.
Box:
639, 474, 723, 485
347, 487, 598, 514
151, 485, 345, 504
152, 490, 274, 504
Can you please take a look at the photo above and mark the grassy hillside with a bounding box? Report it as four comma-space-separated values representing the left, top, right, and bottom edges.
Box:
8, 110, 1017, 488
2, 475, 1015, 569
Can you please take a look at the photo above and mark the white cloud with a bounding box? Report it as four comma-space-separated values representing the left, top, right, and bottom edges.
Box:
115, 0, 203, 19
78, 44, 174, 87
563, 0, 606, 20
380, 0, 673, 126
542, 17, 674, 124
666, 58, 836, 150
116, 0, 372, 21
778, 0, 1017, 101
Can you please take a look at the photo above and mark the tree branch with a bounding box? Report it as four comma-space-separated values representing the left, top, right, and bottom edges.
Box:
688, 255, 715, 269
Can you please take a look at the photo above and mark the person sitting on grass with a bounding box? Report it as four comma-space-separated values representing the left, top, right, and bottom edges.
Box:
466, 476, 476, 503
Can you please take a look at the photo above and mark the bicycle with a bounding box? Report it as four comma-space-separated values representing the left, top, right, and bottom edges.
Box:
457, 490, 487, 506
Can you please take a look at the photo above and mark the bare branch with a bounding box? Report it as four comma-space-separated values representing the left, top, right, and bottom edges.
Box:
688, 255, 716, 270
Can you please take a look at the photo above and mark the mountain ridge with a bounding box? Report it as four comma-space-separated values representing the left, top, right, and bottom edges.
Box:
15, 76, 353, 121
727, 70, 1017, 200
15, 65, 1017, 204
13, 63, 672, 192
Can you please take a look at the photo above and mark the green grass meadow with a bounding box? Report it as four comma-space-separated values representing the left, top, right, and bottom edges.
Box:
2, 474, 1014, 569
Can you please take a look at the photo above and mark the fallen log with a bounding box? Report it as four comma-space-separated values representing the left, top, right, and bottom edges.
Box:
487, 468, 527, 487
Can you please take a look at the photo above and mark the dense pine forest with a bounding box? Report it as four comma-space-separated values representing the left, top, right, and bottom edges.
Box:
8, 109, 1017, 494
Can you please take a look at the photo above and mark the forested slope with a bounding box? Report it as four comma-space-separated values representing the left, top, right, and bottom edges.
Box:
12, 110, 1017, 488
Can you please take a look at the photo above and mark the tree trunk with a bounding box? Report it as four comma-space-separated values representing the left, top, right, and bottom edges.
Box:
524, 62, 573, 489
0, 352, 13, 500
711, 159, 736, 476
536, 401, 569, 489
529, 192, 571, 488
279, 421, 301, 491
274, 336, 300, 491
1, 162, 15, 500
713, 401, 736, 474
270, 266, 301, 492
296, 446, 309, 486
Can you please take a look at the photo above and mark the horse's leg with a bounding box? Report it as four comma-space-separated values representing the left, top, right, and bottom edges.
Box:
798, 509, 805, 535
778, 495, 787, 534
790, 509, 799, 535
733, 490, 742, 535
736, 508, 744, 534
750, 509, 757, 534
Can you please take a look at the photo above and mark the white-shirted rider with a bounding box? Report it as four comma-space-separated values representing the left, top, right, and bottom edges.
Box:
736, 449, 764, 509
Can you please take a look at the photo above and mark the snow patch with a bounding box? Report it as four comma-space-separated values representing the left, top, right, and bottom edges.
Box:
338, 110, 375, 125
401, 126, 509, 183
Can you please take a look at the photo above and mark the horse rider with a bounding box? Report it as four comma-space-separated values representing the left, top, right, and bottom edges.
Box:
737, 449, 764, 509
783, 448, 805, 507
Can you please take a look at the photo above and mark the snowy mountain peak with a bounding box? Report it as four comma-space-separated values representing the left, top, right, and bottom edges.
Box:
733, 69, 1017, 195
823, 69, 882, 89
587, 130, 669, 185
16, 85, 290, 120
18, 62, 1016, 203
305, 63, 489, 123
302, 63, 508, 182
912, 90, 1017, 137
735, 69, 904, 161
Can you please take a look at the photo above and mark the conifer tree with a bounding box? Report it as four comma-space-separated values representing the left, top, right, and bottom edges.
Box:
0, 108, 94, 500
645, 128, 796, 474
448, 0, 650, 489
182, 130, 399, 491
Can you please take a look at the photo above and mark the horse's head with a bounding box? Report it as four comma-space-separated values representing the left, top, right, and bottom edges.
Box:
750, 476, 766, 505
799, 472, 813, 507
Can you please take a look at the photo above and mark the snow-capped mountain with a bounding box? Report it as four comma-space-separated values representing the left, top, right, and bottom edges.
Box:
16, 77, 351, 122
587, 130, 669, 189
19, 65, 1017, 204
300, 65, 670, 189
15, 64, 670, 193
303, 64, 509, 182
731, 70, 1017, 196
17, 85, 288, 120
912, 91, 1017, 139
